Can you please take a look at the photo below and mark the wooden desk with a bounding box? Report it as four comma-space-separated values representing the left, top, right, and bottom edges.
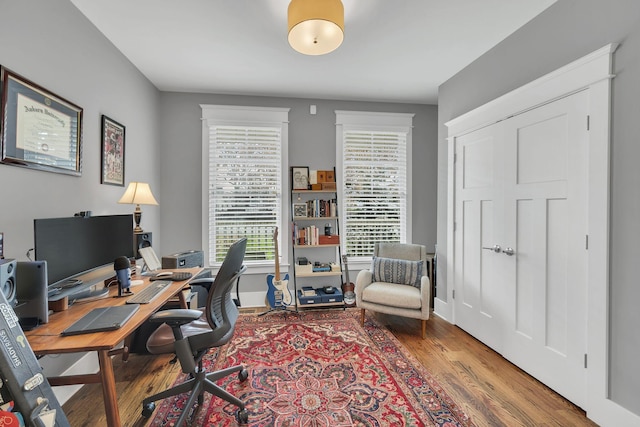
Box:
24, 267, 204, 427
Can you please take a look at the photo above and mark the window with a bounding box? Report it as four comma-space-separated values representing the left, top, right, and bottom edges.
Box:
336, 110, 414, 261
202, 105, 290, 269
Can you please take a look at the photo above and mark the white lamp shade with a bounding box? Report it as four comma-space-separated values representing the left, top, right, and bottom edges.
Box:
288, 0, 344, 55
118, 182, 158, 206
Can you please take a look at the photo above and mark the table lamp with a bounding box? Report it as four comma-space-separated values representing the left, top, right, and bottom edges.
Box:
118, 182, 158, 233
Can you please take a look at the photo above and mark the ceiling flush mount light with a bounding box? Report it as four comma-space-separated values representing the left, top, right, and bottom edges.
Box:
288, 0, 344, 55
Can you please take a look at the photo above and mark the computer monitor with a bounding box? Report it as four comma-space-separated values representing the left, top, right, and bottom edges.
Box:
33, 214, 134, 287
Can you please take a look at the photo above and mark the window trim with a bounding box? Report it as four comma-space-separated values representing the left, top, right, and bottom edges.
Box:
335, 110, 414, 270
201, 105, 290, 273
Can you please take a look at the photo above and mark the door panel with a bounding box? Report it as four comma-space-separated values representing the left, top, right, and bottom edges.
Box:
502, 91, 589, 408
454, 90, 589, 408
517, 114, 568, 184
454, 124, 505, 351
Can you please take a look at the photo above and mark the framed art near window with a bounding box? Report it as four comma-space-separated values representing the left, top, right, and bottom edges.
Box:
100, 115, 125, 186
0, 66, 83, 176
292, 166, 309, 190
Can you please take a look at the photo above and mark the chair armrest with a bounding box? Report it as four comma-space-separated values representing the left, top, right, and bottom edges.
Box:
188, 277, 215, 292
189, 278, 214, 286
149, 309, 202, 326
420, 275, 431, 317
355, 270, 373, 306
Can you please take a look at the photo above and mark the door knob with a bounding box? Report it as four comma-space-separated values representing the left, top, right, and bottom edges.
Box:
482, 245, 502, 253
503, 247, 515, 256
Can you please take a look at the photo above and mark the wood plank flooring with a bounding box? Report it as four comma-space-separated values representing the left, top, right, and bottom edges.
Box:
61, 308, 596, 426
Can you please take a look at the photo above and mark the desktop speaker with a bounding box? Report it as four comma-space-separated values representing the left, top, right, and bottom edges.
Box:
162, 250, 204, 269
0, 258, 17, 307
134, 232, 152, 258
16, 260, 49, 326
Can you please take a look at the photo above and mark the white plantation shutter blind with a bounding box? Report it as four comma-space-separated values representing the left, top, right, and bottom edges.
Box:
336, 111, 413, 259
202, 105, 289, 267
209, 126, 281, 263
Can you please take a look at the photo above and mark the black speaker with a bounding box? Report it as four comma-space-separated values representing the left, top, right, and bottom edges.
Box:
0, 258, 17, 307
134, 232, 152, 258
16, 260, 49, 326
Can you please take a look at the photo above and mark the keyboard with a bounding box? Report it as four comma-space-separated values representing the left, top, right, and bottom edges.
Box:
126, 280, 172, 304
149, 271, 193, 281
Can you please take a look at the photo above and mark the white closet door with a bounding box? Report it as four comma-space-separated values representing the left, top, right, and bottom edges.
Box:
453, 122, 507, 352
453, 90, 589, 407
501, 90, 589, 407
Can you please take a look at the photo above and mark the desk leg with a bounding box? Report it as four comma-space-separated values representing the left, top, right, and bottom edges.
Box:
98, 349, 121, 427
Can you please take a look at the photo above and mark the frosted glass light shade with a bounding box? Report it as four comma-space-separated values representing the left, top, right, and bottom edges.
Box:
288, 0, 344, 55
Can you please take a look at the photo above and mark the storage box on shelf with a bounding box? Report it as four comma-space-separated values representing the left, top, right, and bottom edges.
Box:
297, 286, 344, 306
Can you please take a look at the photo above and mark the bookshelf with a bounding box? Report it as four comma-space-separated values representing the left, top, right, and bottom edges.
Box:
291, 184, 344, 309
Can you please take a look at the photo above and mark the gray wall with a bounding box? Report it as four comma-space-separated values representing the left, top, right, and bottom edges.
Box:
437, 0, 640, 415
158, 92, 437, 294
0, 1, 437, 317
0, 0, 161, 263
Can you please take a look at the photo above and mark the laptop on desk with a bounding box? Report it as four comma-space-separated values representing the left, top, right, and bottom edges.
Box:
61, 305, 139, 336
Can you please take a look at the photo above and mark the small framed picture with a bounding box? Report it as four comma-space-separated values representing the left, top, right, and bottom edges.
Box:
291, 166, 309, 190
100, 115, 125, 186
293, 203, 307, 218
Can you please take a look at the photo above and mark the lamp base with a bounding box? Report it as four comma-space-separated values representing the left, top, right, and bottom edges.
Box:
134, 205, 143, 233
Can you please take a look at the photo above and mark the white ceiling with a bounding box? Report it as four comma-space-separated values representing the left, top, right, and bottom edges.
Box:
70, 0, 555, 105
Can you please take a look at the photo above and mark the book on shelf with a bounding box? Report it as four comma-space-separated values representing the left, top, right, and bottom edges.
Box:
293, 225, 341, 246
296, 199, 338, 218
294, 224, 320, 245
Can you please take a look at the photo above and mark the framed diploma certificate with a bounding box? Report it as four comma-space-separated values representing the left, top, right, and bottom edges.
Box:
0, 66, 83, 176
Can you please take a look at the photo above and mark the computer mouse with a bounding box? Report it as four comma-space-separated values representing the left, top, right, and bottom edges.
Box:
156, 271, 173, 277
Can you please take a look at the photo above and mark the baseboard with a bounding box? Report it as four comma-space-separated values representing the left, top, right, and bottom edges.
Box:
433, 297, 451, 322
588, 396, 640, 427
236, 291, 270, 308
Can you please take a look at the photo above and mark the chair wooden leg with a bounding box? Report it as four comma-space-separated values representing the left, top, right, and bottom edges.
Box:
421, 319, 427, 339
360, 309, 365, 326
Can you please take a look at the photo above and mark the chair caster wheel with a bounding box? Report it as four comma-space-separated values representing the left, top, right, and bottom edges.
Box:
238, 368, 249, 382
236, 408, 249, 424
141, 402, 156, 418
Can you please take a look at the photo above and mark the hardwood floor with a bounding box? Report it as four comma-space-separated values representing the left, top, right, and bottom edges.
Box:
61, 308, 596, 426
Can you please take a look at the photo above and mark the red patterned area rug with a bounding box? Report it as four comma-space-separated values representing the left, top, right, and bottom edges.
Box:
149, 309, 474, 426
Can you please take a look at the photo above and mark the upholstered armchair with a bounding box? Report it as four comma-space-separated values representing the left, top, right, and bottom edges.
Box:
355, 242, 430, 338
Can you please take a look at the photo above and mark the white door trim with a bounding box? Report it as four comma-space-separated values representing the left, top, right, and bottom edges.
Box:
444, 43, 639, 426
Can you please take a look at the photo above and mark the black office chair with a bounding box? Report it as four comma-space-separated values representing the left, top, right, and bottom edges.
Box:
141, 238, 249, 426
